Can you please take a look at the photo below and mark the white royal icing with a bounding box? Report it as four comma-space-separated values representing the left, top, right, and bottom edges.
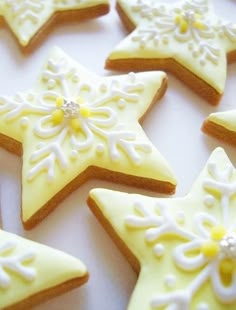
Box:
0, 239, 36, 289
0, 55, 153, 181
164, 274, 176, 289
153, 243, 164, 258
6, 0, 44, 24
115, 0, 236, 72
124, 158, 236, 308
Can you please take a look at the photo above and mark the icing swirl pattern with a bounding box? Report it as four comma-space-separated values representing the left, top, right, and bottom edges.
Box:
0, 47, 176, 227
0, 239, 36, 288
108, 0, 236, 95
89, 148, 236, 310
0, 56, 152, 181
0, 0, 109, 47
131, 0, 236, 65
126, 159, 236, 308
0, 229, 88, 308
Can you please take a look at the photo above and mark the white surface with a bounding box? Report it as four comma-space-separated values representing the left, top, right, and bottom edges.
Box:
0, 0, 236, 309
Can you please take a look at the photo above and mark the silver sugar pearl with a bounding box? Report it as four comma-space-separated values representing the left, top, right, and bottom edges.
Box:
61, 99, 80, 119
220, 232, 236, 259
183, 10, 195, 24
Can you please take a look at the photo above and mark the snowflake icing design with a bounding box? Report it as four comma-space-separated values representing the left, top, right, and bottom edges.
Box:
5, 0, 45, 24
129, 0, 236, 66
0, 0, 109, 47
0, 239, 36, 289
125, 156, 236, 309
0, 55, 152, 181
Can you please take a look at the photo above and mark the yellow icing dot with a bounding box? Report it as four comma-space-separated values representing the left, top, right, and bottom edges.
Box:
51, 110, 64, 124
219, 259, 235, 275
201, 241, 219, 258
70, 118, 81, 130
174, 14, 188, 33
211, 225, 226, 241
194, 21, 206, 30
80, 106, 91, 118
56, 96, 64, 107
174, 14, 181, 24
179, 19, 188, 33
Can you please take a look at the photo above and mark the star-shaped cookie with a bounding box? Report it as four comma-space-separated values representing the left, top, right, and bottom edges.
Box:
88, 147, 236, 310
0, 227, 88, 309
0, 47, 176, 229
202, 110, 236, 146
106, 0, 236, 105
0, 0, 109, 51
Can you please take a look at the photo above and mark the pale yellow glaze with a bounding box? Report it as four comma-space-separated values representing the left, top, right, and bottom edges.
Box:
89, 147, 236, 310
0, 0, 109, 46
0, 229, 87, 308
0, 47, 176, 226
207, 110, 236, 131
108, 0, 236, 94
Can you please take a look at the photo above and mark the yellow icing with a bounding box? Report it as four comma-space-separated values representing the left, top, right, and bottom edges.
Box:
207, 110, 236, 131
0, 47, 176, 227
70, 118, 81, 130
174, 12, 205, 34
194, 20, 206, 31
108, 0, 236, 95
201, 241, 219, 258
52, 109, 64, 124
0, 0, 109, 47
0, 229, 87, 308
219, 258, 234, 275
88, 147, 236, 310
56, 96, 64, 108
80, 106, 91, 118
211, 225, 226, 241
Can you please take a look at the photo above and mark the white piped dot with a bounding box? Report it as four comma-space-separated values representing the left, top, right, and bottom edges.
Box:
118, 99, 126, 109
48, 79, 56, 89
70, 150, 78, 160
200, 58, 206, 66
154, 243, 164, 258
100, 83, 108, 92
27, 93, 35, 101
197, 302, 209, 310
20, 117, 29, 128
72, 74, 80, 83
204, 195, 215, 208
96, 144, 105, 154
164, 274, 176, 289
176, 211, 185, 225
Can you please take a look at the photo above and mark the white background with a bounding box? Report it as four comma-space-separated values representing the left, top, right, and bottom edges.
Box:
0, 0, 236, 309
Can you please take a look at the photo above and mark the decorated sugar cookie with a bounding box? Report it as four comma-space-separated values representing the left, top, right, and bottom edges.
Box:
106, 0, 236, 105
88, 147, 236, 310
0, 228, 88, 309
0, 0, 109, 51
0, 47, 176, 229
202, 110, 236, 146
